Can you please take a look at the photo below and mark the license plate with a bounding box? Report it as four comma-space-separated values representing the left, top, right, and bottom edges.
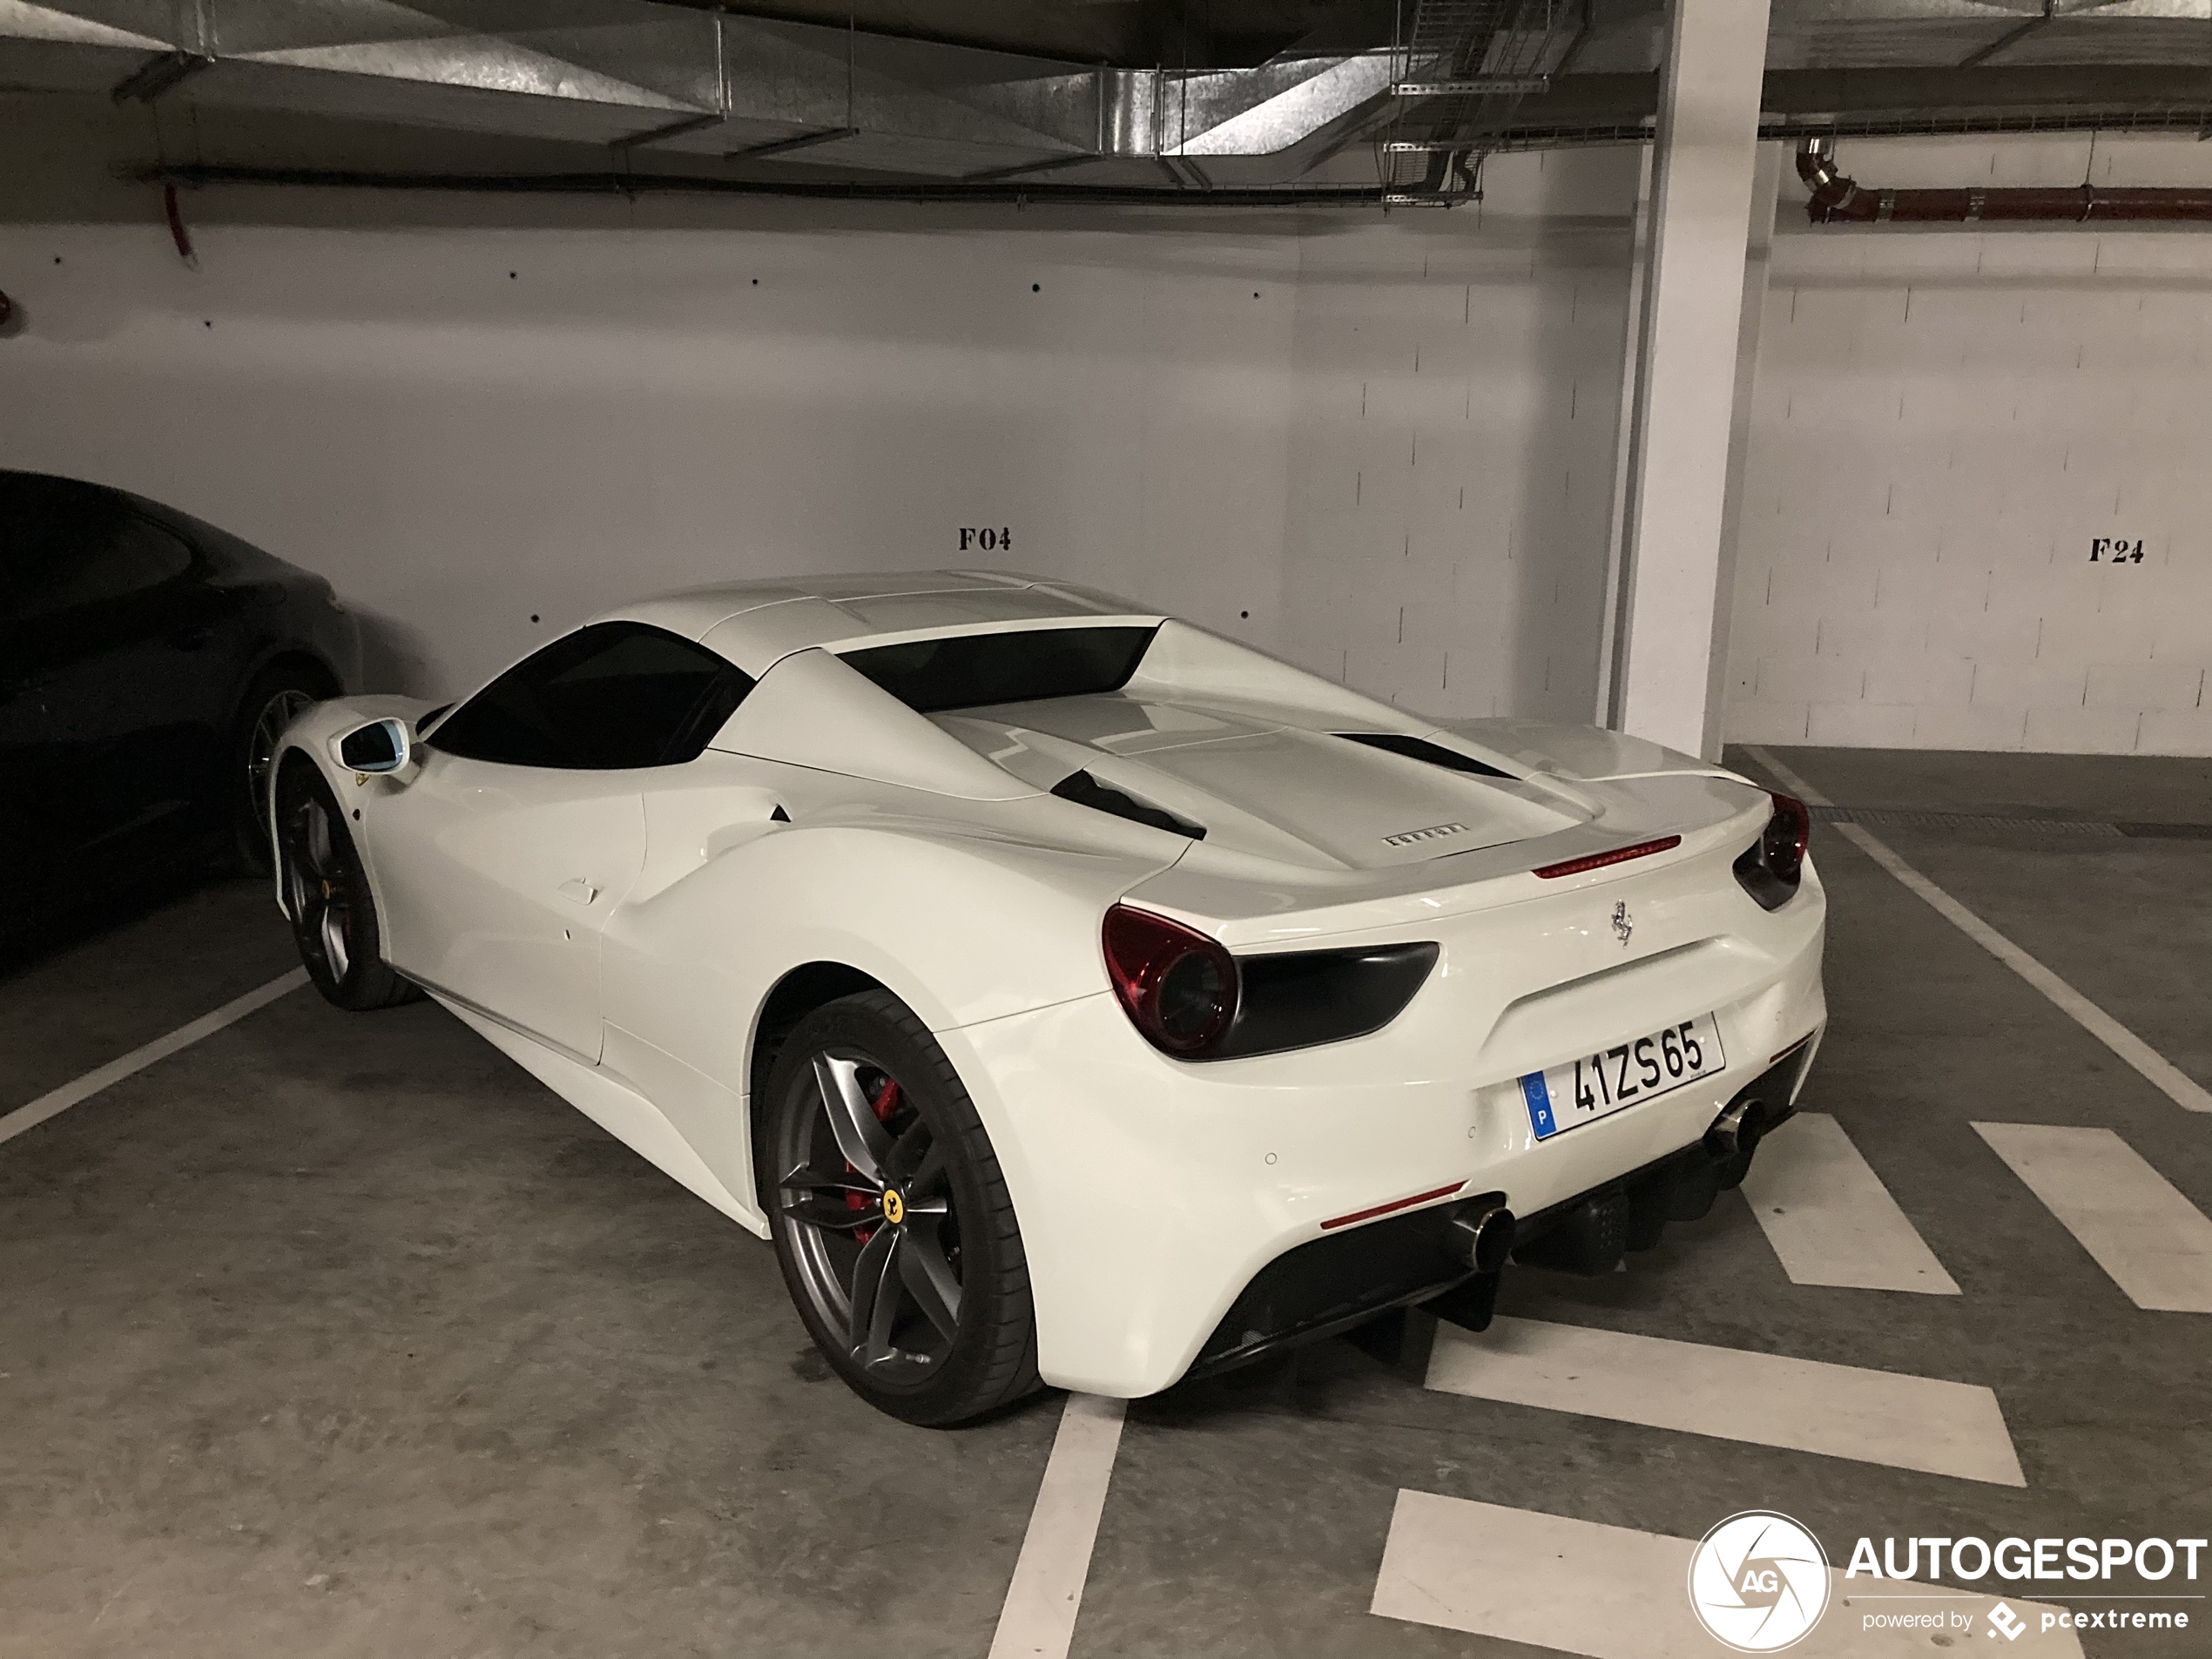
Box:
1519, 1014, 1728, 1141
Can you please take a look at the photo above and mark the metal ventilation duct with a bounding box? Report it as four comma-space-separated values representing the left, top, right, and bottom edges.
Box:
5, 1, 2211, 195
1, 1, 1405, 179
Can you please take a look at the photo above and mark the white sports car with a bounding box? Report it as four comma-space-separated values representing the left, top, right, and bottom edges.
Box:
271, 571, 1825, 1426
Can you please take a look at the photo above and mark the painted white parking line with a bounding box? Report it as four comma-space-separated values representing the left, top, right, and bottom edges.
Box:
1426, 1316, 2023, 1485
0, 968, 309, 1151
987, 1393, 1127, 1659
1370, 1489, 2084, 1656
1973, 1123, 2212, 1313
1744, 746, 2212, 1116
1740, 1112, 1960, 1295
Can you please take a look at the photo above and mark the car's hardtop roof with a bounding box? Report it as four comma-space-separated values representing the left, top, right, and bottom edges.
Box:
598, 570, 1165, 676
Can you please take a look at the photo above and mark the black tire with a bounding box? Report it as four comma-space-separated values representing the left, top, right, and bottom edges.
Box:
759, 990, 1042, 1426
273, 756, 423, 1011
230, 664, 331, 874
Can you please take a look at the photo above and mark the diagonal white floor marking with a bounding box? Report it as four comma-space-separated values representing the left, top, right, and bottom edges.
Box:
987, 1392, 1127, 1659
1973, 1123, 2212, 1313
1741, 1112, 1960, 1294
1371, 1490, 2085, 1656
1426, 1316, 2023, 1485
0, 968, 309, 1150
1743, 746, 2212, 1115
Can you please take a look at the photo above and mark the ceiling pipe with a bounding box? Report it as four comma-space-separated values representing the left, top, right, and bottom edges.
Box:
133, 161, 1388, 209
1797, 138, 2212, 225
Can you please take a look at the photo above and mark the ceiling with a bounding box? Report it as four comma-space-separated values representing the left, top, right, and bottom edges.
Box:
649, 2, 1367, 69
5, 1, 2210, 199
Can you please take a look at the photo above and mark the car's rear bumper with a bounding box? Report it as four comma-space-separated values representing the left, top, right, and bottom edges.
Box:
941, 870, 1827, 1398
1183, 1039, 1816, 1379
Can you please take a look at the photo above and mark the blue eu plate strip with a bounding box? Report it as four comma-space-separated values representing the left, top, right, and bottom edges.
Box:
1521, 1071, 1557, 1140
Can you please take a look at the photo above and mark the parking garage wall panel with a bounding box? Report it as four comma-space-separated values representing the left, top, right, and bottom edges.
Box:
0, 98, 1319, 698
0, 212, 1301, 698
1280, 147, 1642, 725
1727, 134, 2212, 757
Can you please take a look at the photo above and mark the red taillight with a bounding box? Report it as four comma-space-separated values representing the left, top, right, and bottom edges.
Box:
1102, 904, 1238, 1056
1764, 792, 1811, 882
1732, 792, 1811, 910
1531, 835, 1683, 880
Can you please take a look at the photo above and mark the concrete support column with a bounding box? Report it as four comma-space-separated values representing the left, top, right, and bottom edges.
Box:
1605, 0, 1775, 759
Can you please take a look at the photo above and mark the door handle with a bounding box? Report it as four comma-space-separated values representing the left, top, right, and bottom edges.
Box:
556, 878, 601, 906
167, 624, 212, 649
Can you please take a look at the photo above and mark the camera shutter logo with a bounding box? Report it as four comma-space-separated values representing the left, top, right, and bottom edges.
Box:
1687, 1511, 1831, 1652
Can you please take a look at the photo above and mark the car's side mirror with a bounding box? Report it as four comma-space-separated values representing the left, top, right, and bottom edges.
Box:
335, 717, 412, 775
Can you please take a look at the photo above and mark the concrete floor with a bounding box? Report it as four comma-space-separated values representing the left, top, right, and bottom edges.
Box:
2, 747, 2207, 1658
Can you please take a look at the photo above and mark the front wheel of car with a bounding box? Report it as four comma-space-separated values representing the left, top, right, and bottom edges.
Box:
231, 665, 330, 874
274, 757, 423, 1012
761, 990, 1042, 1426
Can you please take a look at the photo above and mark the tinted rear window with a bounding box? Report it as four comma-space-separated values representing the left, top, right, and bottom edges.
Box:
840, 625, 1158, 714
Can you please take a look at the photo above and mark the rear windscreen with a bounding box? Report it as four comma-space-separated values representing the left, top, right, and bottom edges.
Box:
840, 625, 1158, 714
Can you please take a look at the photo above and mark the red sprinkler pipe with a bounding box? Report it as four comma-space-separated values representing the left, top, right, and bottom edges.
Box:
163, 182, 199, 266
1797, 138, 2212, 226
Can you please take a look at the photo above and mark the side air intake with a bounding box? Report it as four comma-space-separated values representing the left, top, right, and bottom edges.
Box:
1335, 732, 1515, 779
1051, 770, 1206, 840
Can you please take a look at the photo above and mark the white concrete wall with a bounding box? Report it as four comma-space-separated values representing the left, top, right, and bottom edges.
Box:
0, 209, 1299, 698
30, 105, 2207, 758
1726, 135, 2212, 757
1284, 148, 1640, 723
0, 98, 1640, 721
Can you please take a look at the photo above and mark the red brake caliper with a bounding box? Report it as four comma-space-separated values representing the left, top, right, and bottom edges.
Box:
846, 1077, 903, 1244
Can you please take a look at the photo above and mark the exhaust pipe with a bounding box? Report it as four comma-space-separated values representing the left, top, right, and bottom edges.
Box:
1447, 1202, 1516, 1274
1705, 1098, 1767, 1161
1705, 1096, 1796, 1191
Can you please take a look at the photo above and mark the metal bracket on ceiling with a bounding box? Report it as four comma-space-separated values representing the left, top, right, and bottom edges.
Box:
961, 153, 1097, 185
1392, 77, 1551, 97
724, 126, 860, 163
1956, 0, 2060, 71
1383, 146, 1485, 207
610, 112, 725, 154
111, 50, 212, 105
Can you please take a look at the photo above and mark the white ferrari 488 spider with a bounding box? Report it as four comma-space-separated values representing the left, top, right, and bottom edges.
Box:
271, 571, 1825, 1425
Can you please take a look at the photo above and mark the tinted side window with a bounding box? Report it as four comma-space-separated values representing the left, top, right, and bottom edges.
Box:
428, 623, 753, 770
0, 488, 194, 621
841, 625, 1159, 714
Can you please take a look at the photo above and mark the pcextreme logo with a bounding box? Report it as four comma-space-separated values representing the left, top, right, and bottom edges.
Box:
1688, 1511, 1832, 1652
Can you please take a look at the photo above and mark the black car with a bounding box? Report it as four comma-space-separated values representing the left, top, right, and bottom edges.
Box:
0, 469, 359, 931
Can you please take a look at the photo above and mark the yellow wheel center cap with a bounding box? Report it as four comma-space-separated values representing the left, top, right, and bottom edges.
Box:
880, 1189, 906, 1225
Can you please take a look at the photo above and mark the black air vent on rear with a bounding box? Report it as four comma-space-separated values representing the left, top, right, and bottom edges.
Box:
1051, 770, 1205, 840
1335, 732, 1515, 779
